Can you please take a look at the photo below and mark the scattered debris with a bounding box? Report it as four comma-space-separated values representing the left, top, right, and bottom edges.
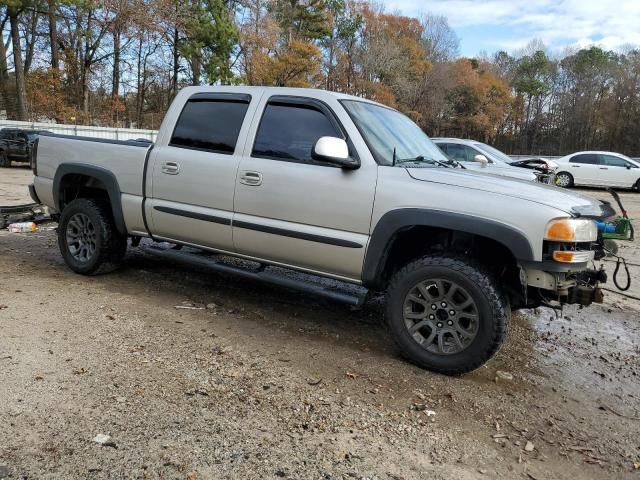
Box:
174, 305, 204, 310
524, 441, 535, 452
92, 434, 117, 448
495, 370, 513, 381
307, 377, 322, 386
7, 222, 36, 233
599, 404, 640, 420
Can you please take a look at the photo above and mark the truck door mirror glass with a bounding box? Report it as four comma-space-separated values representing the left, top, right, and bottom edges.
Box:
312, 136, 360, 169
474, 154, 489, 167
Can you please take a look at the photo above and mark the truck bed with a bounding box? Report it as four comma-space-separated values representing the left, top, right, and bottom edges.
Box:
33, 133, 153, 211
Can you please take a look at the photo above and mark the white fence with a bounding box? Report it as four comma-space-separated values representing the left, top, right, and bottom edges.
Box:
0, 120, 158, 142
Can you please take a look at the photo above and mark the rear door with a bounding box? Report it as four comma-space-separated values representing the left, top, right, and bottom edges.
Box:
147, 92, 258, 251
567, 153, 599, 185
232, 95, 377, 281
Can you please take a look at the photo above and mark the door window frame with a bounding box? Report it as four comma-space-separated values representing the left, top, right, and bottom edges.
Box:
250, 95, 359, 166
168, 92, 252, 155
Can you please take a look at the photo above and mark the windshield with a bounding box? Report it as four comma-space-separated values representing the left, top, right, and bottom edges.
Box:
473, 142, 513, 165
342, 100, 449, 166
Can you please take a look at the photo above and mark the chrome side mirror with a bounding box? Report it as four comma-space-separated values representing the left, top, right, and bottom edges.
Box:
474, 154, 489, 167
312, 136, 360, 169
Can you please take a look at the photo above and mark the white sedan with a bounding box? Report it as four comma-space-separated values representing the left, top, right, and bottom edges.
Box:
555, 151, 640, 191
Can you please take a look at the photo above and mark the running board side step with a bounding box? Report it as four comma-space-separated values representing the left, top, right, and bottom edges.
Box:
141, 245, 368, 306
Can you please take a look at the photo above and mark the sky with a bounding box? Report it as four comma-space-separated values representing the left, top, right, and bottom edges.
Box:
382, 0, 640, 57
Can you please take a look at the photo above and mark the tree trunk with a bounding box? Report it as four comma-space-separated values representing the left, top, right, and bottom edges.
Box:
112, 24, 121, 124
172, 25, 179, 101
9, 9, 27, 121
48, 0, 59, 70
0, 21, 12, 118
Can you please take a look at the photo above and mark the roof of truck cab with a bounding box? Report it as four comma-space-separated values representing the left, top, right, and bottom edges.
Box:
178, 85, 386, 106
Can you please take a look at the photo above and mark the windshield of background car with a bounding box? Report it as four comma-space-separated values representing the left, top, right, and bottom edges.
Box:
342, 100, 449, 166
473, 142, 513, 164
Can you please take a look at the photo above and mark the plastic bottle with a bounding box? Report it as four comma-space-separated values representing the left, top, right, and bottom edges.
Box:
8, 222, 37, 233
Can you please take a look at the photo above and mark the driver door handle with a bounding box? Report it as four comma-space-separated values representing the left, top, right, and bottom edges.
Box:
239, 170, 262, 186
599, 167, 608, 170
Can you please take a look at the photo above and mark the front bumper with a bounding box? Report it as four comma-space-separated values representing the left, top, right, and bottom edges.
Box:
521, 263, 606, 307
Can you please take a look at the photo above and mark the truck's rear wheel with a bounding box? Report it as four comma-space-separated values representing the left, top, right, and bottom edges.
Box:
58, 198, 127, 275
385, 255, 509, 375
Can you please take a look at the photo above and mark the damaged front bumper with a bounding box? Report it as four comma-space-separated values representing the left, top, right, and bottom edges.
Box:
520, 261, 607, 307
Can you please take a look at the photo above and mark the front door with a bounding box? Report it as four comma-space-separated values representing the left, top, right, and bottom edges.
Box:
147, 92, 257, 251
233, 95, 377, 281
599, 154, 633, 187
568, 153, 600, 185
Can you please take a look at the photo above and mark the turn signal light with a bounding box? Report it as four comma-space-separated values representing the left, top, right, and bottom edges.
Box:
552, 250, 595, 263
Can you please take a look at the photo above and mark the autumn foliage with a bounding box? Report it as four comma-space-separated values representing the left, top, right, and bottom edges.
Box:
2, 1, 640, 154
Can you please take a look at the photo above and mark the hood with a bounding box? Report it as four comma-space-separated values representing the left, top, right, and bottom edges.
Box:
405, 167, 614, 218
464, 161, 537, 181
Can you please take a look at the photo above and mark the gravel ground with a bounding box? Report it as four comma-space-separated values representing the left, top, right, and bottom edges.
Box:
1, 167, 639, 479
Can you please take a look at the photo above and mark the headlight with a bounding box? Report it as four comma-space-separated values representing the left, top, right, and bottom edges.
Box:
545, 218, 597, 242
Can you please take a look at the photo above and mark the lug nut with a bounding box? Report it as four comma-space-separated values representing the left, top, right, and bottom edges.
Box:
429, 314, 435, 320
436, 322, 443, 328
441, 302, 447, 307
431, 304, 437, 310
447, 320, 453, 326
449, 310, 455, 315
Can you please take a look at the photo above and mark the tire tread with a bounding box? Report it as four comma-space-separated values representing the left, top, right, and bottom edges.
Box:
385, 254, 509, 375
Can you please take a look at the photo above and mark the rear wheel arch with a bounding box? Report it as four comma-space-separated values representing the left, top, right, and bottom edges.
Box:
362, 209, 534, 290
53, 163, 127, 235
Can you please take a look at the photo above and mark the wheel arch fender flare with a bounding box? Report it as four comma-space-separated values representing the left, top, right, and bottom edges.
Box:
53, 163, 127, 235
362, 208, 535, 288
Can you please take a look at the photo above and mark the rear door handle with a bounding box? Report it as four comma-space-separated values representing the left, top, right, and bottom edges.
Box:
161, 161, 180, 175
239, 170, 262, 186
599, 167, 608, 170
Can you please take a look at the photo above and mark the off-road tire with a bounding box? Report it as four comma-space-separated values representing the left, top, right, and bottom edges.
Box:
0, 151, 10, 168
555, 171, 573, 188
58, 198, 127, 275
385, 254, 510, 375
634, 179, 640, 193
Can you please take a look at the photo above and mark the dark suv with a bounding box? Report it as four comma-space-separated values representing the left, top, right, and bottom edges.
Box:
0, 128, 51, 167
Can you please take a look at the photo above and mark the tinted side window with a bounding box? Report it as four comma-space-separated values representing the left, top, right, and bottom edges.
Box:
252, 103, 340, 163
570, 154, 599, 165
600, 155, 628, 167
170, 100, 249, 154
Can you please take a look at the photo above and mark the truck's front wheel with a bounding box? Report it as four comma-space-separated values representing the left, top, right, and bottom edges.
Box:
385, 255, 509, 375
58, 198, 127, 275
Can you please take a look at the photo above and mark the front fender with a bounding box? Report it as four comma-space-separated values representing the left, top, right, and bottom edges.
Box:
362, 208, 535, 288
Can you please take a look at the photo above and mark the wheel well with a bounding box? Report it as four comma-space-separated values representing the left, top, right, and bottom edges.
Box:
375, 225, 521, 297
58, 173, 111, 211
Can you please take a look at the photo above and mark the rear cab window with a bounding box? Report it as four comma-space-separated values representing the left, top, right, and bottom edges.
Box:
170, 95, 251, 154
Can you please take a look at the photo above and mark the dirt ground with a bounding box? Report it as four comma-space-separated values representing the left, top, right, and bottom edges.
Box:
1, 167, 639, 479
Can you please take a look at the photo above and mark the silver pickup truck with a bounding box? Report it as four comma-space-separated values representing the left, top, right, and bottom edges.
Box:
30, 86, 614, 375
